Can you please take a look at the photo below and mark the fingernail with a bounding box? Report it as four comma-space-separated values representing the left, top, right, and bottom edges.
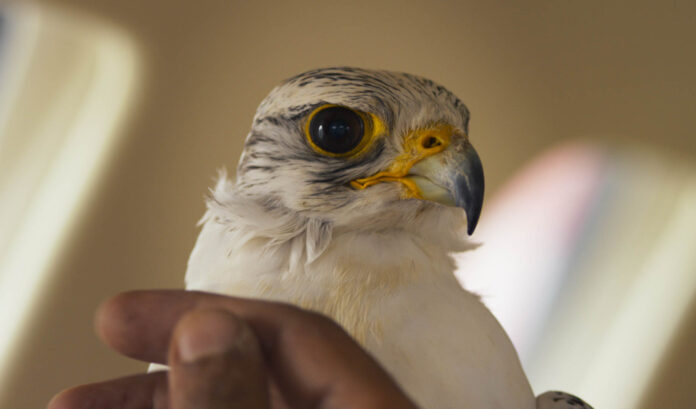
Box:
177, 314, 240, 363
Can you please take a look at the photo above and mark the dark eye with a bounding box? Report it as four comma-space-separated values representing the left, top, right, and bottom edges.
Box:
308, 106, 364, 155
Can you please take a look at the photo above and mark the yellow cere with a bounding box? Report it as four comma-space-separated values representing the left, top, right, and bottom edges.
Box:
304, 104, 387, 158
350, 124, 456, 199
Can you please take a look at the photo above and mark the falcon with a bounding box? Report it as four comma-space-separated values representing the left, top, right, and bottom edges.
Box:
184, 67, 591, 409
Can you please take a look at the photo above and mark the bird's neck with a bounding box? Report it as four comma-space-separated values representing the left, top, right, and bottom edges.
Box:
186, 180, 473, 340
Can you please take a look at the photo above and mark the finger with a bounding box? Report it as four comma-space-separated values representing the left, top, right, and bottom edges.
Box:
168, 308, 269, 409
46, 372, 168, 409
96, 290, 295, 365
98, 290, 417, 409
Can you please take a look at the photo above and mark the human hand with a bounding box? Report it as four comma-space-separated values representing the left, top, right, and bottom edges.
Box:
47, 290, 419, 409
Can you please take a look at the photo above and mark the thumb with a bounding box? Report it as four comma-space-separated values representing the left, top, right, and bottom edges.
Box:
168, 308, 269, 409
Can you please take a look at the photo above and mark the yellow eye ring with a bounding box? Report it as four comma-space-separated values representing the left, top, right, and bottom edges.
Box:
304, 104, 385, 158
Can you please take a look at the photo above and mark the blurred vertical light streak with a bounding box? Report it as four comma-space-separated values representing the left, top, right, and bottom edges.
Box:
0, 3, 140, 387
525, 149, 696, 408
0, 3, 40, 150
578, 179, 696, 409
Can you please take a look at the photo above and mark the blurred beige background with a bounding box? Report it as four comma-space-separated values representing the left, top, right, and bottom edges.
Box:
0, 1, 695, 408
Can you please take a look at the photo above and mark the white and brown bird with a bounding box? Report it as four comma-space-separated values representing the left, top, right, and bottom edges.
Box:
183, 67, 591, 409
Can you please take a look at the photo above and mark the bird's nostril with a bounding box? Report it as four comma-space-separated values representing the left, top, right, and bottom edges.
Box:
422, 135, 442, 150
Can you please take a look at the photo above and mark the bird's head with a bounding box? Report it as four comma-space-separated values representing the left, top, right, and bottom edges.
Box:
235, 67, 484, 237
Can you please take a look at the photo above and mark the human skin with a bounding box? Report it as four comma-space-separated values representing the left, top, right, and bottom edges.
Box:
46, 290, 420, 409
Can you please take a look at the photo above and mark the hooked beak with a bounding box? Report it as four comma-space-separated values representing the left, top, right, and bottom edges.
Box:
350, 124, 484, 235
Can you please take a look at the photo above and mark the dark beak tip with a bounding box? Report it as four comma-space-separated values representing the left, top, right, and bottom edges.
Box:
465, 200, 482, 235
466, 218, 477, 236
